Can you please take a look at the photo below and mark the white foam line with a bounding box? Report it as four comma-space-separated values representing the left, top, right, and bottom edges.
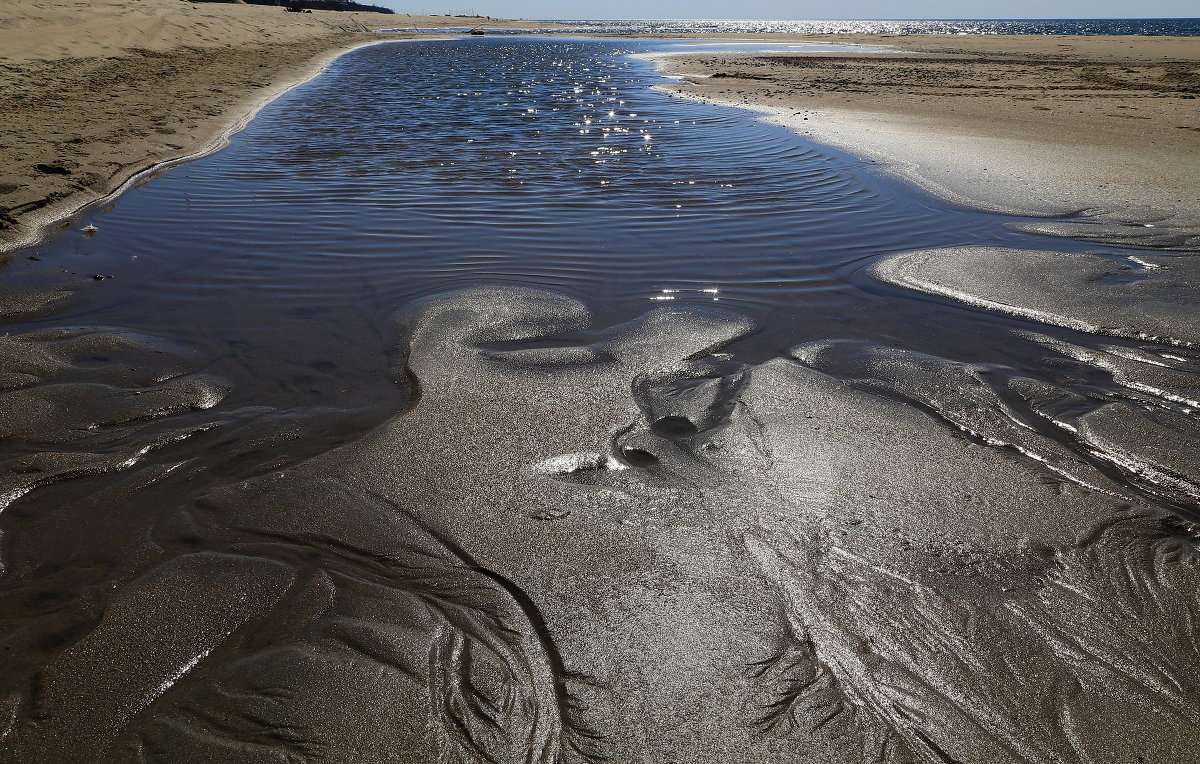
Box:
1128, 256, 1163, 270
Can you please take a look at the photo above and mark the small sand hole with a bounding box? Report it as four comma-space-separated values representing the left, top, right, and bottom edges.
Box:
621, 448, 659, 468
651, 415, 699, 439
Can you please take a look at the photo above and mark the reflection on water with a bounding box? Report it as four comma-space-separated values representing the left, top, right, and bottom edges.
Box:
5, 36, 1200, 763
3, 36, 1196, 499
15, 39, 1078, 347
542, 18, 1200, 36
648, 40, 896, 54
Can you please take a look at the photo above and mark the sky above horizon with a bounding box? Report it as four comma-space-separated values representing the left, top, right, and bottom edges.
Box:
387, 2, 1196, 19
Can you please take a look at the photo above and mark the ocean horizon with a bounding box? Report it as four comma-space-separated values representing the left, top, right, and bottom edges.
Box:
492, 17, 1200, 35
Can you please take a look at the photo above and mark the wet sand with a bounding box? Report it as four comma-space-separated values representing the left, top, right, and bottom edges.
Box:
872, 247, 1200, 348
654, 33, 1200, 392
0, 0, 552, 252
654, 34, 1200, 223
4, 287, 1200, 761
3, 15, 1200, 764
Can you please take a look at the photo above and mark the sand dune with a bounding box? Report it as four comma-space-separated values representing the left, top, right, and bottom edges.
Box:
4, 0, 379, 63
0, 0, 543, 64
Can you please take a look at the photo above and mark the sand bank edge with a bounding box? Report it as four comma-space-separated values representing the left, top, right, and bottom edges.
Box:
0, 35, 440, 255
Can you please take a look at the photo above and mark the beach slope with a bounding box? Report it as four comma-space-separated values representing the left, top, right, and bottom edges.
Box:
656, 34, 1200, 226
0, 0, 547, 252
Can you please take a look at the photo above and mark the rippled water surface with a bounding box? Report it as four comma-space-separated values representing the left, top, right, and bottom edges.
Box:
5, 37, 1165, 484
21, 40, 1097, 350
543, 18, 1200, 35
10, 37, 1200, 764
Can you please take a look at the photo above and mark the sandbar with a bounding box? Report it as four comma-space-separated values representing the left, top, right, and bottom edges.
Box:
653, 34, 1199, 226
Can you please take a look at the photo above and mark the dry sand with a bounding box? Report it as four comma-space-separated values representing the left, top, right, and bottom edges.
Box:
654, 34, 1200, 224
0, 0, 552, 252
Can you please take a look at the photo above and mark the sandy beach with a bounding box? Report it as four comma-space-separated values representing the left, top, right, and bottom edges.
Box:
4, 7, 1195, 251
0, 0, 552, 252
654, 34, 1200, 224
3, 7, 1200, 762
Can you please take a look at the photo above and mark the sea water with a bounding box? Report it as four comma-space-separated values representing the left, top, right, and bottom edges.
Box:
3, 36, 1194, 512
534, 18, 1200, 36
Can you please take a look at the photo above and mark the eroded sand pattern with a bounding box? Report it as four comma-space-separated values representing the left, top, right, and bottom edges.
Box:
873, 247, 1200, 348
1, 287, 1199, 762
2, 26, 1200, 763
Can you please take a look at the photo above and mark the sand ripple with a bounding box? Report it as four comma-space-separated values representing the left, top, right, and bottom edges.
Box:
1, 288, 1198, 762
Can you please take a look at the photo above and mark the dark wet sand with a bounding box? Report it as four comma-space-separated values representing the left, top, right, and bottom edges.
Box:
873, 247, 1200, 348
4, 287, 1200, 762
2, 12, 1200, 764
